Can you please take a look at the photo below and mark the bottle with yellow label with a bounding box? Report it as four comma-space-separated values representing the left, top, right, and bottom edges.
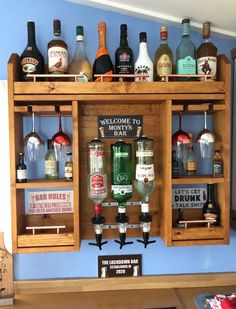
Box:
183, 133, 197, 175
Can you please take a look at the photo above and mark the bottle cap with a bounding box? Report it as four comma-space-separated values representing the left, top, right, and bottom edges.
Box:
203, 22, 211, 39
140, 32, 147, 42
160, 26, 168, 40
120, 24, 127, 32
76, 25, 84, 36
53, 19, 61, 36
182, 18, 190, 24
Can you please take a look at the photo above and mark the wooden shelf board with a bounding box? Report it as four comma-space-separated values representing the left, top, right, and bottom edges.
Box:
14, 105, 72, 114
172, 176, 225, 185
16, 179, 74, 189
172, 226, 225, 240
17, 232, 75, 247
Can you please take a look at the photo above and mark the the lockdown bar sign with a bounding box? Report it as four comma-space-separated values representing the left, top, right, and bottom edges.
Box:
98, 254, 142, 278
98, 115, 143, 138
172, 187, 207, 209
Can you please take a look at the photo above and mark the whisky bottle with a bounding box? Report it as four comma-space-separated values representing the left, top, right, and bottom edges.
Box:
115, 24, 134, 81
93, 21, 113, 82
69, 25, 92, 82
184, 133, 197, 175
212, 149, 223, 177
154, 26, 173, 81
48, 19, 68, 74
45, 139, 58, 179
172, 150, 179, 179
20, 21, 44, 80
16, 153, 27, 183
203, 183, 220, 225
64, 152, 73, 181
197, 22, 217, 80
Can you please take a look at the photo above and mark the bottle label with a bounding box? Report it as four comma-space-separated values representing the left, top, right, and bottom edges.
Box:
111, 184, 132, 195
45, 160, 57, 175
197, 56, 217, 79
136, 150, 153, 157
89, 150, 105, 170
204, 211, 217, 220
21, 57, 39, 74
157, 54, 172, 75
90, 174, 106, 195
184, 161, 197, 171
135, 164, 155, 183
134, 64, 153, 82
17, 169, 27, 180
213, 163, 223, 177
177, 57, 196, 74
141, 203, 149, 213
48, 46, 68, 73
65, 166, 73, 179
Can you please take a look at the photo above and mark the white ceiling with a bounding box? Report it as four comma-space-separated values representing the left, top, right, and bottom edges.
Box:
67, 0, 236, 38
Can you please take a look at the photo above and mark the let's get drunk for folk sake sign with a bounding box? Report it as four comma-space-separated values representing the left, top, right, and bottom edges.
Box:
172, 187, 207, 209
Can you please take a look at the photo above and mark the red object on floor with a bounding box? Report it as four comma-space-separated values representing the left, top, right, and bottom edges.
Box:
221, 297, 236, 309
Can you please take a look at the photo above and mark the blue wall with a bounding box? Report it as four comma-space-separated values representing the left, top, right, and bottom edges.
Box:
1, 0, 236, 280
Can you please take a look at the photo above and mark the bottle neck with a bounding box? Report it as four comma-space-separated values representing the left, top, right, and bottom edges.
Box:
207, 184, 215, 202
28, 24, 36, 46
182, 23, 190, 37
54, 33, 61, 41
98, 28, 107, 51
160, 38, 168, 45
138, 42, 149, 57
120, 35, 128, 47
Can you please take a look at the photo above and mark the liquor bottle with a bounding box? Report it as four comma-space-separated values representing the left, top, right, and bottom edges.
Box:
64, 152, 73, 181
134, 32, 153, 82
197, 22, 217, 80
183, 133, 197, 175
16, 153, 27, 183
93, 21, 113, 82
172, 150, 179, 179
69, 25, 92, 82
154, 26, 173, 81
176, 208, 185, 228
20, 21, 44, 81
115, 24, 134, 81
203, 183, 220, 225
212, 149, 224, 177
48, 19, 68, 74
45, 139, 58, 179
176, 19, 196, 78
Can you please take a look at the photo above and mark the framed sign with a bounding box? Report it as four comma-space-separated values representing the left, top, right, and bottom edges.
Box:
172, 187, 207, 209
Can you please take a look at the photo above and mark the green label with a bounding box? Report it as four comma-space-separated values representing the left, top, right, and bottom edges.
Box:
177, 57, 196, 74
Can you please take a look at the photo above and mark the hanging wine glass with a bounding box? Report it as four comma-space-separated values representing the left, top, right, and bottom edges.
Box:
196, 111, 215, 158
23, 111, 44, 161
52, 110, 72, 161
172, 112, 191, 160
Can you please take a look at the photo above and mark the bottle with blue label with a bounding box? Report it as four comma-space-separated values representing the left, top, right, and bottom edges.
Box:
176, 19, 196, 79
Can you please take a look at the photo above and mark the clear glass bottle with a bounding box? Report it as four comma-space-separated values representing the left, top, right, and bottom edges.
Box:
134, 32, 153, 82
69, 25, 92, 82
16, 152, 27, 183
212, 149, 224, 177
203, 183, 220, 225
154, 26, 173, 81
48, 19, 68, 74
64, 152, 73, 181
45, 139, 58, 179
20, 21, 44, 81
183, 133, 197, 175
176, 19, 196, 78
197, 22, 217, 80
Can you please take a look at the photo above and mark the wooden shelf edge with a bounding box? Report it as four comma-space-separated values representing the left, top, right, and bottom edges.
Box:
16, 180, 74, 189
172, 176, 225, 185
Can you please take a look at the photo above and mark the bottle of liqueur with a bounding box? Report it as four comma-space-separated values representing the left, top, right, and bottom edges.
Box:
212, 149, 224, 177
48, 19, 68, 74
184, 133, 197, 175
176, 19, 196, 79
45, 139, 58, 179
203, 183, 220, 225
115, 24, 134, 81
20, 21, 44, 81
154, 26, 173, 81
93, 21, 113, 82
16, 153, 27, 183
197, 22, 217, 80
64, 152, 73, 181
134, 32, 154, 82
172, 150, 179, 179
69, 25, 92, 82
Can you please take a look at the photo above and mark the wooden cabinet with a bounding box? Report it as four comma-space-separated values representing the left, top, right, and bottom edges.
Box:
8, 53, 230, 253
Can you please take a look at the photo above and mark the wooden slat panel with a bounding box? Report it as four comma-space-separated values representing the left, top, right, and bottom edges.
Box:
172, 226, 225, 240
18, 233, 74, 247
16, 179, 74, 189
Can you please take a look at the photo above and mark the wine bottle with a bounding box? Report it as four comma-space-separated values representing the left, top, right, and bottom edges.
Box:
115, 24, 134, 81
45, 139, 58, 179
197, 22, 217, 80
134, 32, 153, 82
176, 19, 196, 79
48, 19, 68, 74
154, 26, 173, 81
64, 152, 73, 181
203, 183, 220, 225
69, 25, 92, 82
93, 21, 113, 82
20, 21, 44, 81
16, 152, 27, 183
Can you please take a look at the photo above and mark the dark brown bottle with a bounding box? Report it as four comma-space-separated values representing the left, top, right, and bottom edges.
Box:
47, 19, 68, 74
16, 153, 27, 183
202, 183, 220, 225
20, 21, 44, 80
197, 22, 217, 80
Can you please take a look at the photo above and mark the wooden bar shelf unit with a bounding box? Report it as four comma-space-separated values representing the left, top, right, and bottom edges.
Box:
8, 53, 231, 253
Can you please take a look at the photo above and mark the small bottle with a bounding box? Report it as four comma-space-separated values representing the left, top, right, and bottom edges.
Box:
45, 139, 58, 179
176, 19, 196, 79
16, 152, 27, 183
69, 25, 92, 82
176, 208, 185, 228
115, 24, 134, 81
197, 22, 217, 80
134, 32, 153, 82
172, 150, 179, 179
154, 26, 173, 81
93, 21, 113, 82
20, 21, 44, 80
212, 149, 224, 177
184, 133, 197, 175
64, 152, 73, 181
48, 19, 68, 74
203, 183, 220, 225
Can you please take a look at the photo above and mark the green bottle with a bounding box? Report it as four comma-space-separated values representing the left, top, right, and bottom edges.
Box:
45, 139, 58, 179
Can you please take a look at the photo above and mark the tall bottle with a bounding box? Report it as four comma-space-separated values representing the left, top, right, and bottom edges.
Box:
115, 24, 134, 81
176, 19, 196, 78
93, 21, 113, 82
197, 22, 217, 80
212, 149, 224, 177
134, 32, 153, 82
183, 133, 197, 175
45, 139, 58, 179
203, 183, 220, 225
154, 26, 173, 81
69, 25, 92, 82
48, 19, 68, 74
16, 152, 27, 183
64, 152, 73, 181
20, 21, 44, 80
